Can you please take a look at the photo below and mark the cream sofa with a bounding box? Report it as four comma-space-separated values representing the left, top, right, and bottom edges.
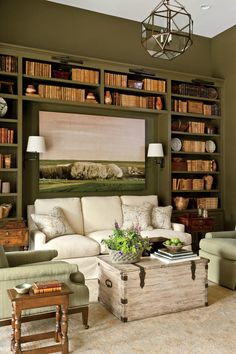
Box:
28, 195, 191, 281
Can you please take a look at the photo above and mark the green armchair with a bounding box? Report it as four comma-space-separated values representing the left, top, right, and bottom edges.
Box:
199, 231, 236, 290
0, 247, 89, 327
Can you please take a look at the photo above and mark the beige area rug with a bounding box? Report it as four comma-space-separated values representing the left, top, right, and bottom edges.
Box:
0, 283, 236, 354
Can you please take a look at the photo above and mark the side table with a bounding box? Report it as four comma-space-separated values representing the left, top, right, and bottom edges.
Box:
178, 214, 214, 252
7, 283, 73, 354
0, 220, 28, 250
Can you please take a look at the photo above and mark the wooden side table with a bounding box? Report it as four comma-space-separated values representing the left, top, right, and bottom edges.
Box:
7, 283, 73, 354
178, 214, 214, 252
0, 220, 28, 250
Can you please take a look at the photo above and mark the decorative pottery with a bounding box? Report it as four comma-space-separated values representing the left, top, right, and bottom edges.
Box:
104, 90, 112, 105
0, 97, 8, 117
26, 84, 36, 94
155, 96, 163, 110
203, 175, 213, 190
174, 197, 189, 210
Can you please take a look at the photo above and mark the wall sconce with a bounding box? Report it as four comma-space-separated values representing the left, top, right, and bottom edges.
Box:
26, 136, 46, 160
147, 143, 164, 168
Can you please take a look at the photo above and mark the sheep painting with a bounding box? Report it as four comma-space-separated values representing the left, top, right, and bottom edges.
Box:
39, 111, 145, 192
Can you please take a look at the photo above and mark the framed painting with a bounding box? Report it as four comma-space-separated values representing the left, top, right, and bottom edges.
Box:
39, 111, 145, 192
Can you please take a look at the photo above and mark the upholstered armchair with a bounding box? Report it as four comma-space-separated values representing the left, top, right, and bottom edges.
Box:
199, 231, 236, 290
0, 247, 89, 327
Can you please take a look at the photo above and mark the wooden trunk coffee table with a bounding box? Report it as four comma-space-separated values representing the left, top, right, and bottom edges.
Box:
7, 283, 73, 354
98, 255, 208, 322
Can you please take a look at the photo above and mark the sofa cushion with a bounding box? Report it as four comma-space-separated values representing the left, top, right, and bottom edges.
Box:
0, 245, 9, 268
140, 229, 192, 246
39, 234, 100, 259
200, 238, 236, 261
120, 195, 158, 207
122, 202, 153, 230
152, 205, 173, 230
31, 207, 75, 242
88, 230, 112, 254
81, 196, 122, 235
34, 197, 83, 235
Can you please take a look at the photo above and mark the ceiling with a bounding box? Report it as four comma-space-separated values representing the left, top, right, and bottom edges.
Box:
47, 0, 236, 38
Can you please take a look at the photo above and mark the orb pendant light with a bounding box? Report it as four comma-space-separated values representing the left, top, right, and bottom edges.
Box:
141, 0, 193, 60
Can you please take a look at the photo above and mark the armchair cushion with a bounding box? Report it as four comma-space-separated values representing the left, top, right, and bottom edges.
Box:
205, 231, 236, 239
152, 205, 173, 230
0, 245, 8, 268
31, 206, 75, 241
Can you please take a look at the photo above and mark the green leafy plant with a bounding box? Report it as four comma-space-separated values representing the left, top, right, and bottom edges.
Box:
102, 222, 151, 255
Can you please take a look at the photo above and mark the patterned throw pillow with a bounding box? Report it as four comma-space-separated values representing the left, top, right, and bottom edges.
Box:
152, 205, 173, 229
31, 206, 75, 242
0, 245, 9, 268
122, 202, 153, 230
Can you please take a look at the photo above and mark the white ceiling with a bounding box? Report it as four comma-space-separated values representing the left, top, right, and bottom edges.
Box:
47, 0, 236, 38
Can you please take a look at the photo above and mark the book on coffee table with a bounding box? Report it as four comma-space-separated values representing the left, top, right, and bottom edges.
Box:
156, 248, 194, 258
151, 252, 200, 264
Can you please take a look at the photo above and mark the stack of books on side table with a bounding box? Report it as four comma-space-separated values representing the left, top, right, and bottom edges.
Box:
151, 248, 200, 263
32, 280, 62, 294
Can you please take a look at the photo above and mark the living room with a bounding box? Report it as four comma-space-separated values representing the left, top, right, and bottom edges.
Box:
0, 0, 236, 353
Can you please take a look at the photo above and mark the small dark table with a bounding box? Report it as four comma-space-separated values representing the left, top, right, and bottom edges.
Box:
7, 283, 73, 354
178, 214, 214, 252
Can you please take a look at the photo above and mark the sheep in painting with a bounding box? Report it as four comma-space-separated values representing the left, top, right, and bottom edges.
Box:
70, 162, 123, 180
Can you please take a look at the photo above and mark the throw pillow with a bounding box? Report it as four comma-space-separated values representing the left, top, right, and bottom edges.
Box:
152, 205, 173, 230
0, 245, 9, 268
31, 206, 75, 242
122, 202, 153, 230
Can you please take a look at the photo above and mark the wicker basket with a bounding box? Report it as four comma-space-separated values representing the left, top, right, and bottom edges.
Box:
108, 249, 141, 264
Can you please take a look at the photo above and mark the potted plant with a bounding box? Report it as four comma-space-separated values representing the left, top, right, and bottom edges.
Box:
102, 222, 151, 264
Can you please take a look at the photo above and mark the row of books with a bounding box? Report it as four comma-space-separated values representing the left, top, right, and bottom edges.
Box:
172, 99, 220, 116
143, 78, 166, 92
182, 140, 206, 153
172, 178, 206, 191
25, 60, 52, 78
0, 55, 18, 73
196, 197, 218, 209
105, 72, 127, 87
38, 84, 86, 102
188, 121, 205, 134
151, 248, 200, 263
32, 280, 62, 294
71, 68, 99, 84
0, 128, 14, 144
172, 82, 218, 99
111, 92, 159, 109
186, 159, 217, 172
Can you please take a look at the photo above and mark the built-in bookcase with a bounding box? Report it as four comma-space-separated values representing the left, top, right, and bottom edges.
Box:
0, 43, 225, 228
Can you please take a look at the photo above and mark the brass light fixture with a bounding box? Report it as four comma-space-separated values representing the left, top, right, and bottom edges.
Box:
141, 0, 193, 60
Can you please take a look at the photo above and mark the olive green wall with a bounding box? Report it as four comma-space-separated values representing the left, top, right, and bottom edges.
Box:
211, 26, 236, 229
0, 0, 212, 75
0, 0, 221, 219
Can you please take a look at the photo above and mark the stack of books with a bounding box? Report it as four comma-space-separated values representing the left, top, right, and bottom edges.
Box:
32, 280, 62, 294
151, 248, 200, 263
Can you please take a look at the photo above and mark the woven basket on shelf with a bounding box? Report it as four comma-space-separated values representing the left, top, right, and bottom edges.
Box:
108, 249, 141, 264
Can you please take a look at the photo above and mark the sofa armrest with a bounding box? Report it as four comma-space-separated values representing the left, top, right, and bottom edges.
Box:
205, 231, 236, 239
30, 230, 47, 249
6, 250, 58, 267
0, 261, 78, 281
171, 222, 185, 232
